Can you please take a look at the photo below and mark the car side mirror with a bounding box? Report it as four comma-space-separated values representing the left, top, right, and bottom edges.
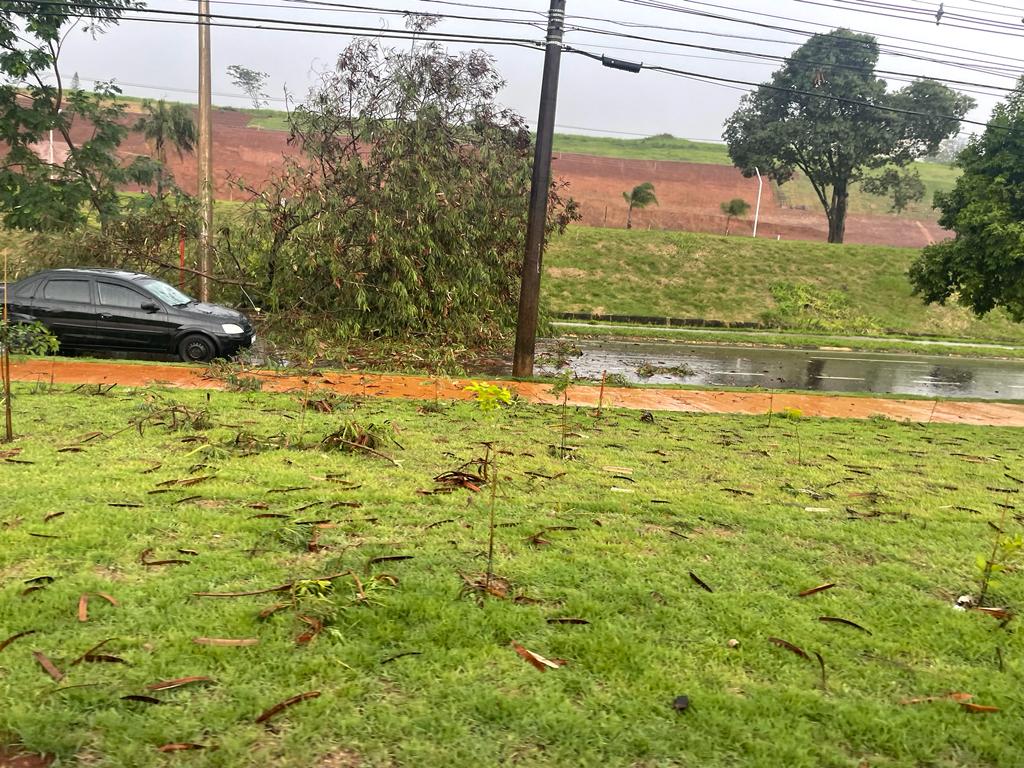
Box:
141, 301, 160, 313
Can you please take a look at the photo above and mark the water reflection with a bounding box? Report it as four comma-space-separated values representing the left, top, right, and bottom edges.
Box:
538, 339, 1024, 400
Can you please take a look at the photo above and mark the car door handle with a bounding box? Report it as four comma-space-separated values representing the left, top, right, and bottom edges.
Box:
99, 313, 113, 320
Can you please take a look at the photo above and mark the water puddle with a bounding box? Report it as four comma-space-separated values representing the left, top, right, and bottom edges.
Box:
538, 338, 1024, 400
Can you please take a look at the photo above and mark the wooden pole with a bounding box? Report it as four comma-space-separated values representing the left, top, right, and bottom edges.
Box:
2, 249, 12, 442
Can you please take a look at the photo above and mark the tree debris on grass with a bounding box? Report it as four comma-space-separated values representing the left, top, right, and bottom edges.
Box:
255, 691, 321, 724
512, 642, 563, 671
798, 582, 837, 597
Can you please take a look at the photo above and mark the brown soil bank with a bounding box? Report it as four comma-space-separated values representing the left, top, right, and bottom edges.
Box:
10, 359, 1024, 427
52, 104, 942, 249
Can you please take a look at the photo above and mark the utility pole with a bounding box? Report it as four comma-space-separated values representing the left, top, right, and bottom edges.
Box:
197, 0, 214, 301
512, 0, 565, 378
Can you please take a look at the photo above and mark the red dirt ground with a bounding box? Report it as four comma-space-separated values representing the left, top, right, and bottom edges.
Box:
10, 359, 1024, 427
51, 105, 942, 247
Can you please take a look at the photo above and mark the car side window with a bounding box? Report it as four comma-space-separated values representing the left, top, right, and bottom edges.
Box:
98, 282, 150, 309
15, 278, 40, 299
42, 279, 91, 303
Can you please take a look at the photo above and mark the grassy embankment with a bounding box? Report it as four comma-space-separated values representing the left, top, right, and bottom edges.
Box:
1, 385, 1021, 767
544, 227, 1024, 345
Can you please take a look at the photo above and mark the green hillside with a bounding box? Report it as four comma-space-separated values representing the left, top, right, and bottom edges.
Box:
552, 133, 731, 165
545, 226, 1024, 342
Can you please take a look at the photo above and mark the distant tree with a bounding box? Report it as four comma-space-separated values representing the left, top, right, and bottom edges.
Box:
623, 182, 658, 229
70, 71, 80, 91
860, 168, 926, 214
909, 79, 1024, 321
724, 28, 973, 243
928, 135, 970, 164
720, 198, 751, 234
227, 64, 269, 109
133, 100, 196, 197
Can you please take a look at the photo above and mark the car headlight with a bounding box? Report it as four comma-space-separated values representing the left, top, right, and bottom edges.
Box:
221, 323, 244, 334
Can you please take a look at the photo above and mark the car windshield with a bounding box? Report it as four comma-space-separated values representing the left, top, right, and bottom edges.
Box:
138, 278, 194, 307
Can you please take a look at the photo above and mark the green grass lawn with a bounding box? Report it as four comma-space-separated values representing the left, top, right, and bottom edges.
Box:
552, 133, 732, 165
544, 227, 1024, 343
1, 385, 1021, 767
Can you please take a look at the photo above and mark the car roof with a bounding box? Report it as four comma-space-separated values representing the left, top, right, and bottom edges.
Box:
45, 268, 152, 281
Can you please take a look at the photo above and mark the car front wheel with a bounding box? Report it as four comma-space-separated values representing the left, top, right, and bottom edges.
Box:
178, 333, 216, 363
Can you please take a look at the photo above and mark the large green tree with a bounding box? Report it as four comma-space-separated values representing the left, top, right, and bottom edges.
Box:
724, 29, 973, 243
134, 99, 196, 198
909, 80, 1024, 320
0, 0, 144, 230
228, 35, 579, 341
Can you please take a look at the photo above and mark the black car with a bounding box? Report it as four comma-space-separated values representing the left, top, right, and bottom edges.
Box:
1, 268, 255, 362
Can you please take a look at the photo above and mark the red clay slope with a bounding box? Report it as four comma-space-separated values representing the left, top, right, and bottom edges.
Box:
54, 105, 941, 247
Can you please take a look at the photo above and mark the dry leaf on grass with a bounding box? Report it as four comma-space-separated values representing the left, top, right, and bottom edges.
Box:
512, 642, 562, 671
255, 691, 321, 723
77, 592, 119, 622
798, 583, 836, 597
818, 616, 872, 634
146, 676, 215, 691
0, 629, 37, 653
961, 702, 1000, 713
768, 637, 811, 661
689, 571, 714, 593
33, 651, 63, 681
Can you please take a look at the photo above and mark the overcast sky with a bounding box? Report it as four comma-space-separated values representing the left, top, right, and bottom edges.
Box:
56, 0, 1022, 141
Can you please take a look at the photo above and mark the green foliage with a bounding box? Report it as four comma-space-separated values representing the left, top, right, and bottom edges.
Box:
719, 197, 750, 234
623, 181, 658, 228
24, 194, 200, 285
0, 1, 145, 230
133, 100, 197, 197
463, 381, 512, 412
227, 64, 269, 109
720, 198, 750, 218
764, 282, 881, 334
0, 320, 59, 355
976, 506, 1023, 603
909, 79, 1024, 322
227, 37, 579, 341
724, 28, 973, 243
860, 168, 926, 213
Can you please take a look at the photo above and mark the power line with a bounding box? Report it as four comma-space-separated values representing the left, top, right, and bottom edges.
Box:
789, 0, 1024, 37
564, 22, 1018, 95
572, 7, 1021, 82
27, 1, 547, 48
621, 0, 1024, 69
566, 44, 1016, 133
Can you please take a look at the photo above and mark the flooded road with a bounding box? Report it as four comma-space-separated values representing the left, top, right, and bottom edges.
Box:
538, 338, 1024, 400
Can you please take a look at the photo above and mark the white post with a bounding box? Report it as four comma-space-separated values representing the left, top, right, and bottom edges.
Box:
753, 166, 763, 238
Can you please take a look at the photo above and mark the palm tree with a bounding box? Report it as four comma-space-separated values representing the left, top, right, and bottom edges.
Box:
623, 182, 658, 229
720, 197, 751, 235
134, 100, 197, 197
